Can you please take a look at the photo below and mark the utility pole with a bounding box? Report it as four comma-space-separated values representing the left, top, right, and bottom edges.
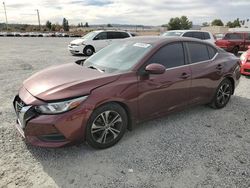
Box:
36, 9, 41, 31
3, 2, 8, 31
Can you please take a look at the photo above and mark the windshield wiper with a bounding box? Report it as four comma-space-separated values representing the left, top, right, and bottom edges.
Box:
88, 65, 105, 73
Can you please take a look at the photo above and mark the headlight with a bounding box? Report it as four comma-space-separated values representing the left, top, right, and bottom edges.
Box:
35, 96, 88, 114
82, 42, 86, 45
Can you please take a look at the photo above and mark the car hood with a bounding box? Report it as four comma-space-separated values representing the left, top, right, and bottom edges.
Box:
23, 63, 119, 101
70, 38, 86, 45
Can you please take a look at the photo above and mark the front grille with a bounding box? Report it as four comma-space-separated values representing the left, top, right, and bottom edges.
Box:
14, 96, 26, 112
13, 95, 37, 129
38, 134, 66, 142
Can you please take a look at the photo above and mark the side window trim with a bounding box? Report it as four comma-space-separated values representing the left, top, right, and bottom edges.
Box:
206, 45, 218, 59
140, 42, 186, 71
185, 42, 218, 65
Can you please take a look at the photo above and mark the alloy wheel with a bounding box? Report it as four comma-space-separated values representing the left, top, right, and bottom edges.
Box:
91, 110, 122, 144
216, 83, 231, 105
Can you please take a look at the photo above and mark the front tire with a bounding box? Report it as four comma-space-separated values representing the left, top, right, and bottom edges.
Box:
83, 46, 94, 56
86, 103, 128, 149
210, 79, 233, 109
232, 46, 239, 56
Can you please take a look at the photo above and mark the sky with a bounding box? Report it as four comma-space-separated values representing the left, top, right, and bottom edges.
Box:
0, 0, 250, 26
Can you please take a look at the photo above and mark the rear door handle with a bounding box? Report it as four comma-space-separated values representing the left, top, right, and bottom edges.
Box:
180, 72, 190, 79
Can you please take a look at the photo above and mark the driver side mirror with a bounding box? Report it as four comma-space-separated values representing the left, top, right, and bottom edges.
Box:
145, 63, 166, 74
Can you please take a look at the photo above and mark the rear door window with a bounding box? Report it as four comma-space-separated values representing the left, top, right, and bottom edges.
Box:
107, 32, 119, 39
192, 32, 204, 40
147, 42, 185, 69
187, 42, 210, 63
203, 32, 210, 40
183, 32, 193, 38
207, 45, 217, 59
107, 32, 130, 39
120, 32, 130, 38
224, 33, 243, 40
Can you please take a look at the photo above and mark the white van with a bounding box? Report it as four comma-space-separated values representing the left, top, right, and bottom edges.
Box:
68, 30, 132, 56
162, 30, 215, 44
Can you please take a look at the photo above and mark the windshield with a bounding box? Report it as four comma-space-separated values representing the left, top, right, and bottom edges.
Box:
81, 31, 97, 40
162, 31, 183, 37
84, 41, 152, 73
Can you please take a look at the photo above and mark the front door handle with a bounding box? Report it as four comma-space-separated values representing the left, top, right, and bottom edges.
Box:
180, 72, 190, 79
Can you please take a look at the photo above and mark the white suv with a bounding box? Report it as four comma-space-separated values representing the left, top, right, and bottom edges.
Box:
68, 30, 132, 56
162, 30, 215, 44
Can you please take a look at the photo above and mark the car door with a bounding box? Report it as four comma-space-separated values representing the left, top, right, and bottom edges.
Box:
92, 32, 109, 51
185, 42, 222, 105
138, 42, 192, 120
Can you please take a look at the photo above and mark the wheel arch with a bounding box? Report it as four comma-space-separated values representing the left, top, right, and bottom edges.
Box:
224, 76, 235, 94
94, 101, 133, 131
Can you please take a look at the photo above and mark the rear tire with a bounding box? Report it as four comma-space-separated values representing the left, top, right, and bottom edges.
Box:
209, 79, 233, 109
86, 103, 127, 149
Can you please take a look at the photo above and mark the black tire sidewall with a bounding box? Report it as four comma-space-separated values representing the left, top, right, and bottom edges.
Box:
213, 79, 233, 109
86, 103, 127, 149
83, 46, 94, 56
232, 47, 239, 56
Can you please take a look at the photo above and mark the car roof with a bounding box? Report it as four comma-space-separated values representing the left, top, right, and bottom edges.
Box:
93, 30, 128, 33
124, 36, 211, 46
165, 30, 210, 33
225, 32, 250, 34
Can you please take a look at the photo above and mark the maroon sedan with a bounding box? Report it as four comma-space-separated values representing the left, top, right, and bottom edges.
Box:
13, 37, 241, 149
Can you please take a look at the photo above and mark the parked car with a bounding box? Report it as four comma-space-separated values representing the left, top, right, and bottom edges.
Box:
214, 33, 225, 40
13, 32, 21, 37
0, 32, 7, 37
20, 33, 30, 37
13, 37, 241, 148
6, 32, 14, 37
68, 30, 132, 56
240, 46, 250, 75
162, 30, 215, 44
215, 32, 250, 55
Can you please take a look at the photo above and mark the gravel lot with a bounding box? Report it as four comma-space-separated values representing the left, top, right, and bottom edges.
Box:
0, 37, 250, 188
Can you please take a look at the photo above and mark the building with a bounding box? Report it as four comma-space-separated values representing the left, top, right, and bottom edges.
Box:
201, 26, 229, 34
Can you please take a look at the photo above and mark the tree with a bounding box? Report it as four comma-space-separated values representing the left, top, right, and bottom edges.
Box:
226, 18, 241, 28
46, 20, 52, 30
211, 19, 224, 26
180, 16, 192, 29
166, 16, 192, 30
62, 18, 69, 31
84, 22, 89, 27
51, 24, 56, 31
202, 22, 209, 27
107, 23, 113, 27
